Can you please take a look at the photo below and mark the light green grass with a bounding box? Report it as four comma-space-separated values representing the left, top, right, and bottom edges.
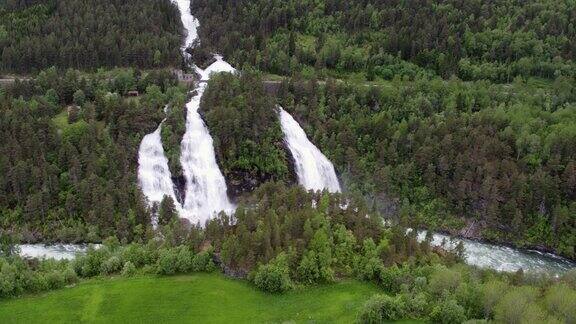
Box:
0, 273, 382, 323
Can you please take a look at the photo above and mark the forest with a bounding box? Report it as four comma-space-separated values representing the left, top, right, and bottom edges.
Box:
276, 74, 576, 259
191, 0, 575, 82
0, 0, 182, 73
200, 72, 294, 196
1, 184, 575, 323
0, 67, 186, 242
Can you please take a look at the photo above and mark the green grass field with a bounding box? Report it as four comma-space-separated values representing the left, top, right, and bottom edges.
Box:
0, 273, 382, 323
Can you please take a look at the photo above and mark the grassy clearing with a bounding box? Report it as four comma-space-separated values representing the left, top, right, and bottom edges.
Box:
0, 273, 382, 323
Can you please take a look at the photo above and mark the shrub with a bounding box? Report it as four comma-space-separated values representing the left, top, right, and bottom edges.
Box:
175, 246, 194, 273
0, 262, 17, 297
100, 256, 123, 275
379, 265, 402, 293
429, 266, 462, 296
63, 267, 79, 285
545, 284, 576, 323
356, 294, 406, 323
44, 271, 66, 290
429, 299, 467, 324
493, 286, 539, 324
480, 280, 508, 318
192, 251, 216, 272
253, 253, 293, 293
74, 247, 110, 277
121, 243, 150, 268
157, 249, 178, 275
121, 261, 137, 277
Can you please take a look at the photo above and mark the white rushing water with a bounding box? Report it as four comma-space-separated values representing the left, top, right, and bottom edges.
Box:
18, 244, 100, 261
172, 0, 199, 54
180, 68, 235, 224
172, 0, 235, 223
137, 124, 183, 215
279, 108, 341, 193
414, 230, 575, 276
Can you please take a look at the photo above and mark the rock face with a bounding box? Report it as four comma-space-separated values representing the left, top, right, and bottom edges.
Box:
222, 142, 298, 199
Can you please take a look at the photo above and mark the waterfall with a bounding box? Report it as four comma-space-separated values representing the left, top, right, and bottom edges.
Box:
172, 0, 235, 223
137, 123, 183, 215
279, 107, 341, 193
139, 0, 341, 223
172, 0, 199, 54
179, 75, 235, 224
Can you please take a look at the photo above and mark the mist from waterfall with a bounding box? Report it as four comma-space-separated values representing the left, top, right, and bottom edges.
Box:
279, 107, 341, 193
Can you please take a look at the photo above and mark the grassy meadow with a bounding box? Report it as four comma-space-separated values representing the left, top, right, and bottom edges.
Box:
0, 273, 384, 323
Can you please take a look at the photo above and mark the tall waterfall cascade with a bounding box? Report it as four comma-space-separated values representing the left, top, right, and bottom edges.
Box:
279, 108, 341, 193
138, 0, 341, 224
179, 67, 235, 224
137, 123, 183, 215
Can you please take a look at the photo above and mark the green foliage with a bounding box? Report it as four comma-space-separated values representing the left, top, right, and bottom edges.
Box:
201, 72, 292, 195
544, 284, 576, 323
253, 252, 293, 293
157, 249, 178, 275
429, 266, 462, 296
158, 196, 177, 226
429, 299, 467, 324
0, 67, 184, 242
0, 0, 181, 72
193, 0, 575, 82
356, 294, 406, 323
121, 261, 136, 277
493, 286, 541, 324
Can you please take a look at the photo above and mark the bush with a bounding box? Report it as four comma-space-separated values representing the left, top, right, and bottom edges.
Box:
157, 249, 178, 275
121, 243, 151, 268
356, 294, 407, 323
121, 261, 137, 277
253, 253, 293, 293
429, 266, 462, 296
101, 256, 123, 275
193, 251, 216, 272
493, 286, 539, 324
44, 271, 66, 290
0, 262, 18, 297
429, 299, 467, 324
175, 246, 194, 273
63, 267, 79, 285
545, 284, 576, 323
74, 248, 110, 277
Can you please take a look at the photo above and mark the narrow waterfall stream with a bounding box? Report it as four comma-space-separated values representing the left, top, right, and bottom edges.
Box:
279, 107, 341, 193
137, 124, 183, 215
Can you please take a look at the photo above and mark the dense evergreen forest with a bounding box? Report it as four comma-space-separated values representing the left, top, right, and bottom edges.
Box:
0, 0, 182, 73
0, 68, 185, 242
200, 72, 294, 196
189, 0, 576, 259
191, 0, 575, 82
288, 75, 575, 259
199, 71, 575, 259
